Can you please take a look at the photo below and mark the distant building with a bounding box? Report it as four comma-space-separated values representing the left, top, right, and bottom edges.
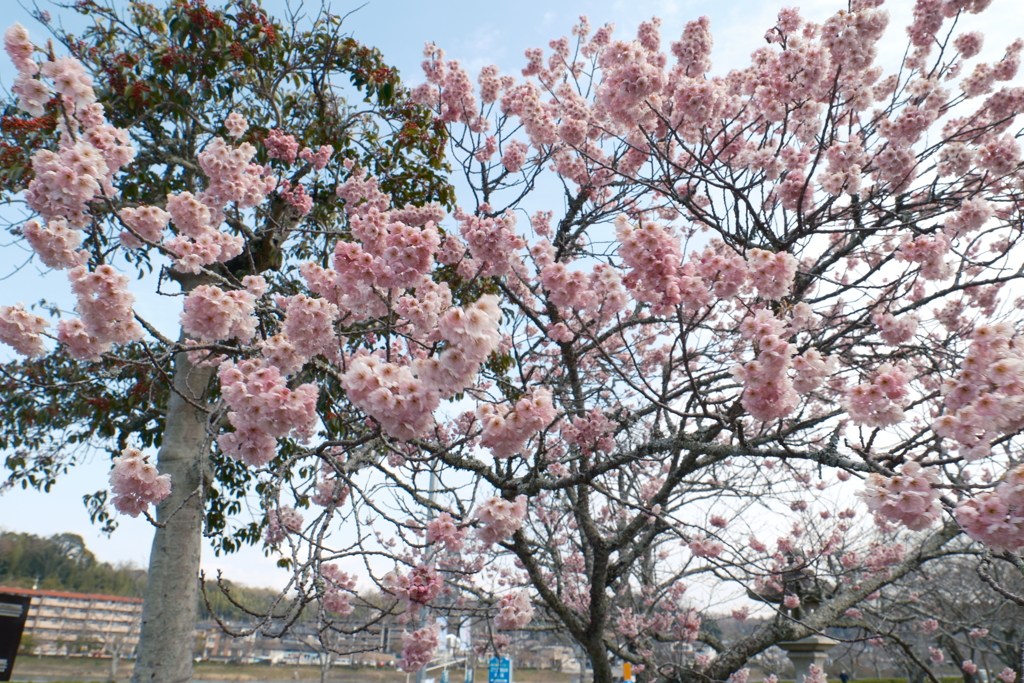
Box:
517, 646, 581, 672
0, 586, 142, 656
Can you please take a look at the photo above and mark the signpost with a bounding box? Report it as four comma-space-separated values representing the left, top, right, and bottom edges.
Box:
0, 593, 31, 682
489, 657, 512, 683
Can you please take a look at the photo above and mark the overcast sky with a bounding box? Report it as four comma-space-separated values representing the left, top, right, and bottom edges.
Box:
0, 0, 1022, 591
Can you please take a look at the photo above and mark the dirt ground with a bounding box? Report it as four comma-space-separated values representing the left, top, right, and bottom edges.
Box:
11, 656, 574, 683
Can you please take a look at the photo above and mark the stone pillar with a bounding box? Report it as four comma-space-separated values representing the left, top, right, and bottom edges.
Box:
778, 635, 837, 683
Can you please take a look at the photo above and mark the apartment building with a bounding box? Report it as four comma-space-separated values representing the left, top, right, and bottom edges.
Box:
0, 586, 143, 656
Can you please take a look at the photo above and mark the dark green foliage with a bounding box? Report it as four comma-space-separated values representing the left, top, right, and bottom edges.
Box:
0, 530, 283, 620
0, 531, 145, 596
0, 0, 455, 548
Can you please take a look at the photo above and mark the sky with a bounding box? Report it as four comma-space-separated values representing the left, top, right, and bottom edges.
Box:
0, 0, 1022, 592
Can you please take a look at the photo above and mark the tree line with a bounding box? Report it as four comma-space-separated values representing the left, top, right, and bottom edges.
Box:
0, 531, 280, 620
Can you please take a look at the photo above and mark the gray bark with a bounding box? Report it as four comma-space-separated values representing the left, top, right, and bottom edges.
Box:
131, 350, 214, 683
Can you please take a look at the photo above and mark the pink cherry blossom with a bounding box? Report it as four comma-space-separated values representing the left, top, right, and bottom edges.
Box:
0, 303, 49, 357
180, 285, 257, 343
108, 447, 171, 517
426, 511, 466, 553
321, 564, 357, 616
803, 664, 827, 683
217, 360, 319, 466
299, 144, 333, 170
4, 23, 37, 75
118, 205, 170, 248
476, 495, 527, 546
844, 363, 909, 428
224, 112, 248, 138
689, 538, 724, 558
859, 461, 941, 531
478, 388, 557, 459
729, 669, 751, 683
265, 128, 299, 164
398, 622, 440, 672
494, 590, 534, 630
384, 563, 443, 610
265, 506, 304, 544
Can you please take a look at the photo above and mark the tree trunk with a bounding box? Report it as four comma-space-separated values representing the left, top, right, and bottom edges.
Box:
587, 638, 612, 683
131, 350, 214, 683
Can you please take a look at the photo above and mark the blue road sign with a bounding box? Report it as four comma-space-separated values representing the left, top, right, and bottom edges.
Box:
489, 657, 511, 683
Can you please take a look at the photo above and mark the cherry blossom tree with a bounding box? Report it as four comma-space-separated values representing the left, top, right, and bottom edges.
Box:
3, 1, 1024, 683
829, 554, 1024, 683
0, 0, 452, 681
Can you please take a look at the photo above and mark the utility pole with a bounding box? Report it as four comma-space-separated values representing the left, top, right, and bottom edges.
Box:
414, 466, 440, 683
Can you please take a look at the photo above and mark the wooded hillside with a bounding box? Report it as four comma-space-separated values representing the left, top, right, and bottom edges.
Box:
0, 531, 279, 619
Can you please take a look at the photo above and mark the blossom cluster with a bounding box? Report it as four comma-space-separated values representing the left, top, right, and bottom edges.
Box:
383, 564, 443, 611
859, 461, 942, 531
60, 265, 143, 361
265, 506, 304, 544
898, 233, 954, 281
0, 303, 49, 357
108, 447, 172, 517
217, 360, 319, 466
732, 310, 799, 422
23, 218, 84, 269
426, 511, 466, 553
311, 463, 349, 508
494, 590, 534, 630
180, 285, 257, 343
478, 389, 557, 459
163, 194, 241, 274
5, 24, 42, 111
689, 538, 724, 558
264, 128, 299, 164
614, 215, 685, 315
341, 354, 442, 441
278, 294, 340, 361
873, 311, 919, 345
321, 564, 357, 615
412, 44, 482, 130
532, 241, 628, 325
746, 249, 799, 300
398, 622, 441, 673
843, 363, 909, 428
7, 23, 94, 117
0, 27, 154, 363
616, 216, 802, 321
456, 208, 525, 278
933, 323, 1024, 461
476, 495, 528, 546
956, 465, 1024, 551
561, 409, 616, 455
803, 665, 828, 683
199, 136, 276, 210
25, 110, 133, 232
340, 294, 502, 440
301, 167, 500, 397
118, 206, 170, 248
